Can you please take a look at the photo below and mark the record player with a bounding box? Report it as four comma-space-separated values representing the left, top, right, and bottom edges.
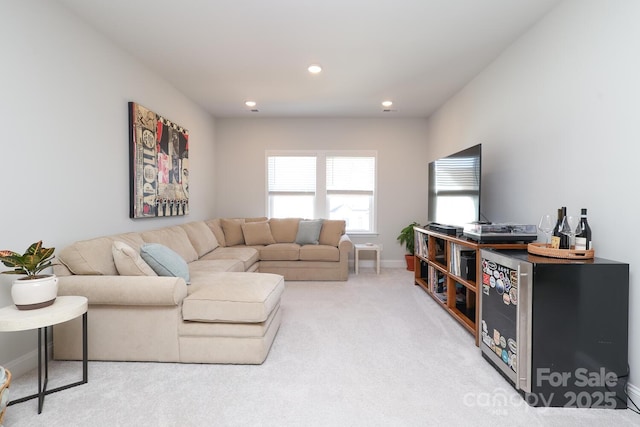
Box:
463, 223, 537, 243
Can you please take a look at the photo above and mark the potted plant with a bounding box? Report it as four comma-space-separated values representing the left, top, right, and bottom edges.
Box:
397, 222, 420, 271
0, 241, 58, 310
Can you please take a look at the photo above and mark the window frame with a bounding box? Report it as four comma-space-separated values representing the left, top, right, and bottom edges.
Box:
265, 150, 378, 234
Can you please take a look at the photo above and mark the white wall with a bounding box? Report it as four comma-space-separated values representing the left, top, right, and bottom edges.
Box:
424, 0, 640, 395
0, 1, 217, 374
214, 118, 429, 263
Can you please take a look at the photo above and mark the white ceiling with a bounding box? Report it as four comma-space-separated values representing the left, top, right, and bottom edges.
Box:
58, 0, 561, 118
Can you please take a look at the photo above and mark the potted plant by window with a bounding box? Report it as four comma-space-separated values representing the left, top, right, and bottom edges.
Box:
0, 241, 58, 310
397, 222, 420, 271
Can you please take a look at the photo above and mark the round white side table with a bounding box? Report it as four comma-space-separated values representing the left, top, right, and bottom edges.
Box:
0, 296, 88, 414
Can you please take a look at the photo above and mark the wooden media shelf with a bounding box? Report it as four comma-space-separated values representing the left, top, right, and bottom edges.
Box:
413, 227, 528, 346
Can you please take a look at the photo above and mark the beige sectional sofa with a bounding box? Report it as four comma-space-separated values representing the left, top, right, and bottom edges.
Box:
52, 217, 352, 365
206, 217, 352, 281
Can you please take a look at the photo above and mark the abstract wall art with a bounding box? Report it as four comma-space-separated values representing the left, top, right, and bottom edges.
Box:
129, 102, 189, 218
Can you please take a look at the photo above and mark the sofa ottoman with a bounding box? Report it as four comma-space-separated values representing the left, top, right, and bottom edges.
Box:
179, 272, 285, 364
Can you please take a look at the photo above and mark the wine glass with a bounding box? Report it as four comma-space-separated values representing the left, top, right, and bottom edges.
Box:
538, 214, 554, 244
560, 215, 582, 248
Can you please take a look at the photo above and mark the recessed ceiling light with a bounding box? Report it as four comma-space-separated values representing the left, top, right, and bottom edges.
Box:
382, 100, 393, 108
308, 64, 322, 74
245, 101, 257, 108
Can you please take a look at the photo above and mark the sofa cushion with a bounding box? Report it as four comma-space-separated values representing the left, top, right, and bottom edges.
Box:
199, 247, 260, 271
140, 243, 190, 284
299, 244, 340, 262
141, 226, 199, 263
189, 259, 245, 275
241, 221, 276, 246
318, 220, 345, 246
183, 272, 285, 323
220, 218, 245, 246
259, 243, 300, 261
58, 232, 146, 275
245, 217, 269, 223
205, 218, 227, 247
269, 218, 300, 243
295, 219, 323, 245
180, 221, 219, 257
112, 241, 158, 276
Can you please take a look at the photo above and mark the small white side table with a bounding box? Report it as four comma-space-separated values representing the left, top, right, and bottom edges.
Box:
354, 243, 382, 274
0, 296, 88, 414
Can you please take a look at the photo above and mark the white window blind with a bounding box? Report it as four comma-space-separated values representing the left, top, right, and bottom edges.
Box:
326, 156, 375, 193
267, 156, 316, 193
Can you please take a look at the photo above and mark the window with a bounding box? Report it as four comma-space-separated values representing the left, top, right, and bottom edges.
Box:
267, 156, 316, 218
267, 151, 377, 233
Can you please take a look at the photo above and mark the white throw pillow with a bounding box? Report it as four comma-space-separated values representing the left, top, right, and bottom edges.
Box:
112, 241, 157, 276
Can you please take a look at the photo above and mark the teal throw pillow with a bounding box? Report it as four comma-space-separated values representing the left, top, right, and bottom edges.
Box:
140, 243, 190, 284
295, 219, 324, 245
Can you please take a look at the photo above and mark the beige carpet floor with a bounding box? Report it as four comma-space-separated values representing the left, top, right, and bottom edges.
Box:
3, 268, 639, 426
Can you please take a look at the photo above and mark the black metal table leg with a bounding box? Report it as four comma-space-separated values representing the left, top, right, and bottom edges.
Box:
8, 311, 88, 413
39, 326, 48, 413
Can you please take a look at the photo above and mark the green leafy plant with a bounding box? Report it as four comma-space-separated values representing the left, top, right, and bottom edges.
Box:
397, 222, 420, 254
0, 241, 55, 279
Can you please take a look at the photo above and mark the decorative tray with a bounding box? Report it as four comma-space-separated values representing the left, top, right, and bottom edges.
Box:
527, 243, 594, 259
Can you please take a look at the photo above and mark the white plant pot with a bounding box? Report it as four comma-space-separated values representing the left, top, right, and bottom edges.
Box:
11, 275, 58, 310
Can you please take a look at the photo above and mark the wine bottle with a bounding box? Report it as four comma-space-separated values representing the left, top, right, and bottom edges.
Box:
559, 206, 570, 249
575, 208, 592, 250
551, 208, 563, 249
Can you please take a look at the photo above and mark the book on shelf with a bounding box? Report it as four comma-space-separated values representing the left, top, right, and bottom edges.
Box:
415, 232, 428, 258
450, 243, 461, 276
428, 266, 436, 293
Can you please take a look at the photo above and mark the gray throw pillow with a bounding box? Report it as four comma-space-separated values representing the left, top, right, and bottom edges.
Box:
295, 219, 324, 245
140, 243, 190, 284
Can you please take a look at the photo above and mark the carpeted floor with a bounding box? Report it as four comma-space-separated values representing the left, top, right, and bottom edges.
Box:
3, 268, 639, 426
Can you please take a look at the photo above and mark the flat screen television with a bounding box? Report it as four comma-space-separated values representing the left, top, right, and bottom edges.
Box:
427, 144, 482, 228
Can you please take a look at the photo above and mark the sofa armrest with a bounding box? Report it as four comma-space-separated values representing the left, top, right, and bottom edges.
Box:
57, 275, 188, 307
338, 234, 353, 252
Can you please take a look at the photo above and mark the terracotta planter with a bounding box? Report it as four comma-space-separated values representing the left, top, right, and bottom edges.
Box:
11, 274, 58, 310
405, 254, 415, 271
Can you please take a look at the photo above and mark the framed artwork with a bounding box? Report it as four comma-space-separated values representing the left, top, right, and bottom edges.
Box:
129, 102, 189, 218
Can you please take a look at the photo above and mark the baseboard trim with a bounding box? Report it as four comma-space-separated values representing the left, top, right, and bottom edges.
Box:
627, 381, 640, 409
3, 342, 52, 378
349, 259, 406, 269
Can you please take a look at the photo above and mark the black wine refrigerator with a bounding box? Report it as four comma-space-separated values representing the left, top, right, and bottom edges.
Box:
479, 249, 629, 408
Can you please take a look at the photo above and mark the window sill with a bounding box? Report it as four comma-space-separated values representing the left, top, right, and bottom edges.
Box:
346, 232, 379, 238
